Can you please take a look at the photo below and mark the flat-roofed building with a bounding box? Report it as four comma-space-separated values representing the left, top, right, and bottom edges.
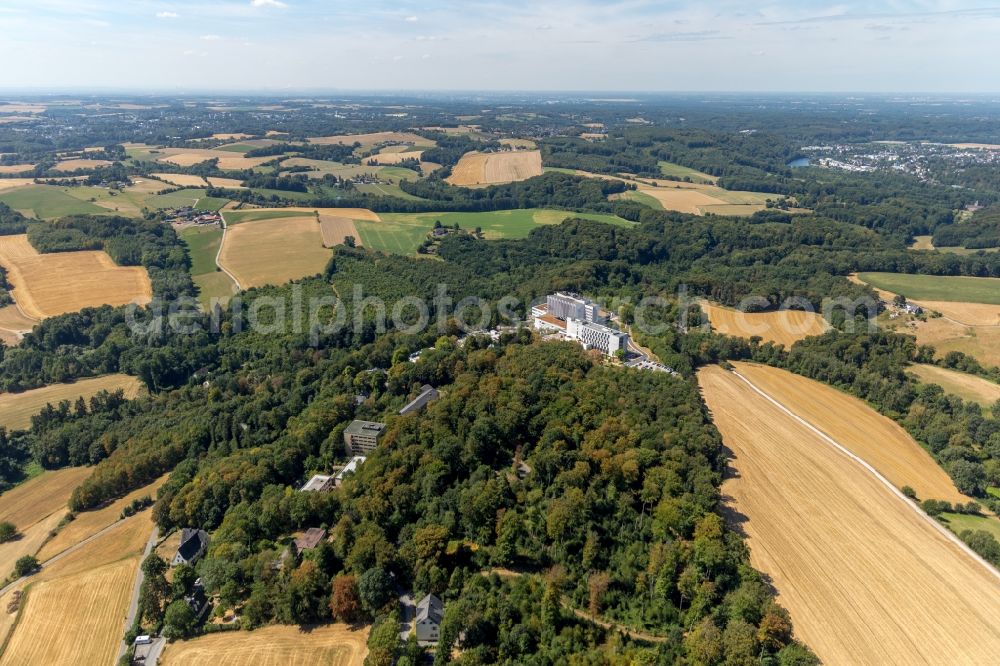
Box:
566, 318, 629, 356
334, 456, 367, 486
300, 474, 335, 493
344, 420, 386, 456
547, 292, 605, 324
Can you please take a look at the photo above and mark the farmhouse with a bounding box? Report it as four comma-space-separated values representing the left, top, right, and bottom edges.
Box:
334, 456, 366, 487
344, 420, 386, 456
300, 474, 335, 493
172, 528, 209, 566
415, 593, 444, 643
294, 527, 327, 552
399, 385, 439, 416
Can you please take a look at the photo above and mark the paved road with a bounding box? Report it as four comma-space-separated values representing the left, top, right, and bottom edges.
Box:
0, 514, 136, 598
116, 525, 159, 664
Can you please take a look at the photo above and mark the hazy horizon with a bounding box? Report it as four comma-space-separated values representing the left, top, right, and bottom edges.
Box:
1, 1, 998, 93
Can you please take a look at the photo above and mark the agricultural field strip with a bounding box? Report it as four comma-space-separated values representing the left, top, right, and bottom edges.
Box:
730, 368, 1000, 580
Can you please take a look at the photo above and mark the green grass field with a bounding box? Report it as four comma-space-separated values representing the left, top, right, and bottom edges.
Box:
279, 158, 420, 184
939, 512, 1000, 542
180, 225, 223, 274
620, 190, 663, 209
224, 209, 307, 225
179, 225, 235, 307
215, 144, 255, 153
658, 161, 716, 183
358, 209, 632, 255
145, 189, 205, 209
354, 183, 425, 201
0, 185, 108, 219
858, 272, 1000, 305
195, 196, 229, 211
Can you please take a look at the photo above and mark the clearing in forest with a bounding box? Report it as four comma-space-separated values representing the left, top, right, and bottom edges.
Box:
699, 363, 1000, 665
160, 623, 369, 666
0, 235, 152, 319
908, 364, 1000, 410
699, 301, 829, 347
446, 150, 543, 186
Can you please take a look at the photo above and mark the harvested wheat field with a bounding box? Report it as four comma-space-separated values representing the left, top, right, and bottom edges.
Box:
39, 508, 154, 580
219, 215, 332, 288
733, 362, 970, 503
0, 557, 137, 666
308, 131, 429, 148
161, 623, 369, 666
909, 364, 1000, 410
363, 150, 423, 165
0, 304, 36, 346
124, 178, 170, 196
151, 173, 208, 188
0, 235, 152, 319
0, 179, 36, 193
0, 164, 34, 174
0, 512, 62, 584
699, 364, 1000, 665
207, 176, 246, 189
446, 150, 543, 186
0, 374, 141, 431
36, 474, 166, 563
700, 301, 828, 347
320, 216, 362, 247
636, 186, 728, 214
0, 467, 90, 530
157, 149, 270, 171
52, 158, 112, 172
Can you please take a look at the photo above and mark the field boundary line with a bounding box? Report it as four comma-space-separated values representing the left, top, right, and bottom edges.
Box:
216, 211, 242, 291
730, 368, 1000, 583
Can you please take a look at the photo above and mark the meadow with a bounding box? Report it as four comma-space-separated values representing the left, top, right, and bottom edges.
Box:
0, 374, 142, 431
0, 185, 107, 219
700, 363, 1000, 665
357, 209, 631, 255
858, 272, 1000, 305
180, 226, 236, 307
657, 160, 716, 183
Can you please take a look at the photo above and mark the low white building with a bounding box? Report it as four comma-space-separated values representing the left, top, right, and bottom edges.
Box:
334, 456, 366, 487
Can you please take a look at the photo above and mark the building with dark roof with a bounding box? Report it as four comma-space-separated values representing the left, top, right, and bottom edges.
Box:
172, 528, 209, 566
294, 527, 328, 552
415, 593, 444, 643
399, 385, 439, 416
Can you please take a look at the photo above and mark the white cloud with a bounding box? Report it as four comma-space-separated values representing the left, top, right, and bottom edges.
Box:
252, 0, 288, 8
156, 11, 178, 19
405, 16, 418, 22
201, 34, 221, 41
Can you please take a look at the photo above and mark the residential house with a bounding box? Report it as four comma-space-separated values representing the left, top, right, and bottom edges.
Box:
172, 528, 209, 566
399, 385, 439, 416
415, 593, 444, 643
294, 527, 328, 552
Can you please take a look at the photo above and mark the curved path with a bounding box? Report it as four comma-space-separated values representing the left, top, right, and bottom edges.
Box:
216, 211, 242, 291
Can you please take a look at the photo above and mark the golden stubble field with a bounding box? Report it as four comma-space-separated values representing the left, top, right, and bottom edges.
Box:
446, 150, 543, 186
699, 363, 1000, 664
307, 131, 429, 148
160, 624, 370, 666
319, 216, 362, 248
909, 364, 1000, 409
0, 558, 138, 666
699, 301, 829, 347
51, 158, 111, 172
0, 374, 141, 431
218, 215, 332, 288
0, 235, 152, 319
151, 173, 208, 188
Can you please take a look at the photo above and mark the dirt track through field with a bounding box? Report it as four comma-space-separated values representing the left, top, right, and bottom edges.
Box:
700, 364, 1000, 665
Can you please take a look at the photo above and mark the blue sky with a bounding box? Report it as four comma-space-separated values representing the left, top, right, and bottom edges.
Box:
0, 1, 997, 92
